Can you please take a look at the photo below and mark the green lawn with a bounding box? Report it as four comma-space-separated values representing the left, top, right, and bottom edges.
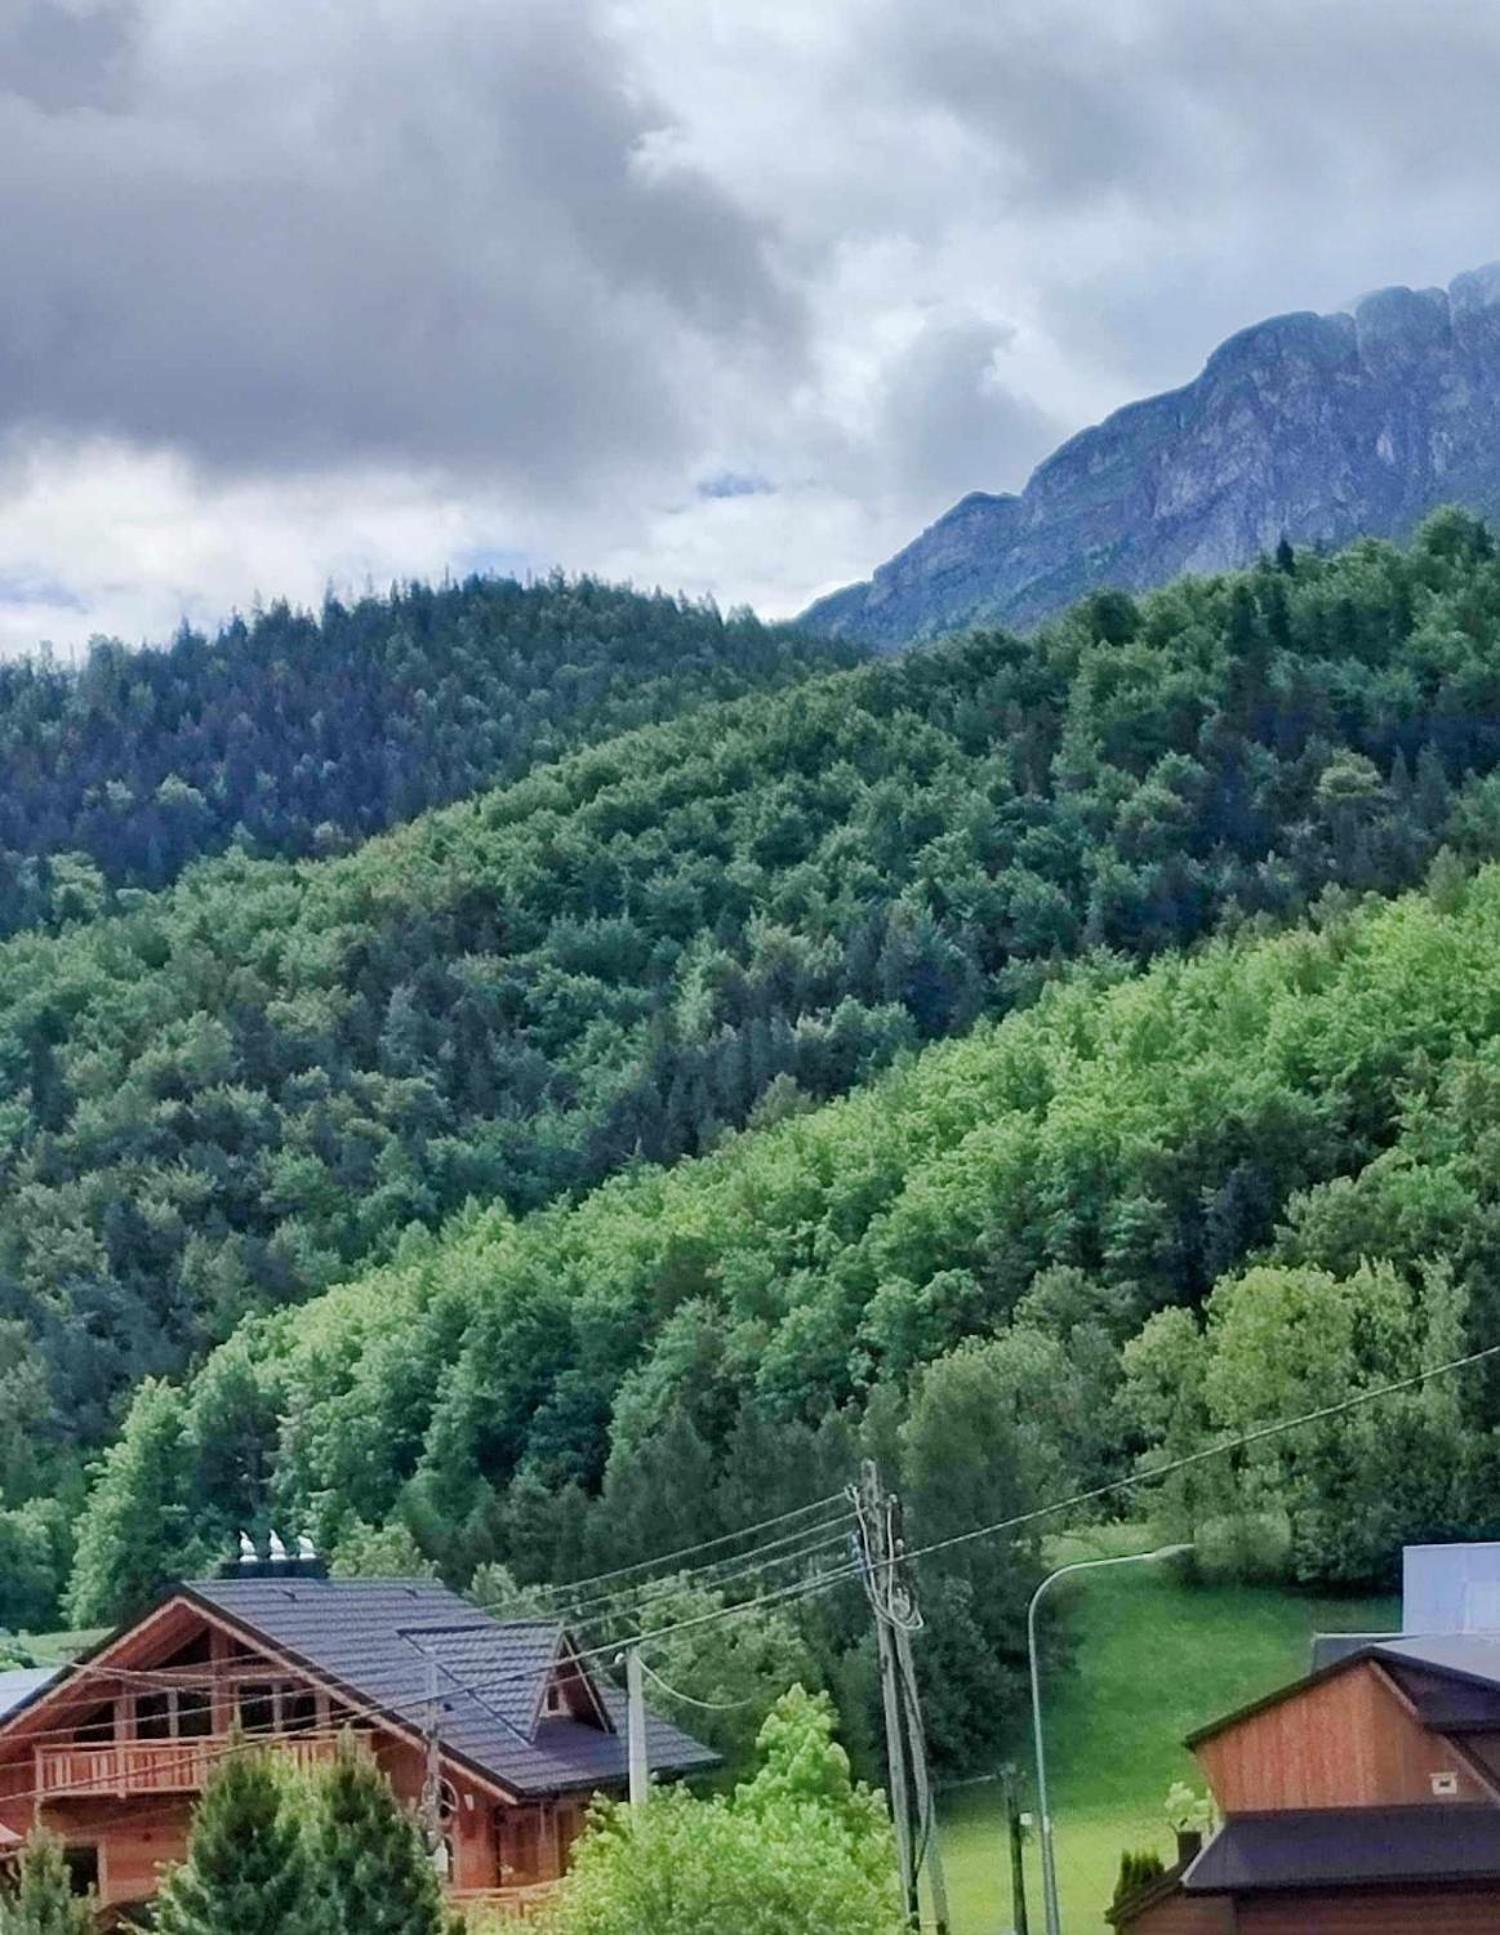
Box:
933, 1531, 1397, 1935
10, 1626, 107, 1665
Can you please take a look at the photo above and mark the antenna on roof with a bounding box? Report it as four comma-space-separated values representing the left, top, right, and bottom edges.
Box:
238, 1531, 258, 1568
267, 1530, 289, 1566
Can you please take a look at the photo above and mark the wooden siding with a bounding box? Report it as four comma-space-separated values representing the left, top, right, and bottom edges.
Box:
1194, 1662, 1488, 1812
1117, 1887, 1236, 1934
1236, 1885, 1500, 1933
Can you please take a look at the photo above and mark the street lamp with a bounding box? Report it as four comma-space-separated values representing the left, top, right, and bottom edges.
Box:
1028, 1544, 1192, 1935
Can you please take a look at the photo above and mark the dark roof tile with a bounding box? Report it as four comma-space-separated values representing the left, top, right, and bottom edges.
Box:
186, 1575, 715, 1797
1186, 1804, 1500, 1893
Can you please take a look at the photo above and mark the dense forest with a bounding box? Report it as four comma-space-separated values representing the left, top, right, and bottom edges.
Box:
14, 510, 1500, 1767
61, 857, 1500, 1770
0, 574, 856, 936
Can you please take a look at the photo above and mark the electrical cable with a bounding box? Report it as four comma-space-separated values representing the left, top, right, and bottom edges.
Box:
11, 1333, 1500, 1811
484, 1493, 847, 1611
636, 1659, 766, 1713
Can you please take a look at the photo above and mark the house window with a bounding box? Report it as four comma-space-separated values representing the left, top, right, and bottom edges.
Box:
136, 1692, 171, 1741
281, 1689, 317, 1734
235, 1680, 324, 1735
135, 1688, 214, 1740
543, 1684, 565, 1717
238, 1683, 276, 1733
178, 1688, 213, 1738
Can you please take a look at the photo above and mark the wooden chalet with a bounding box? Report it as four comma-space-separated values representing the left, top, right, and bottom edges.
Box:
0, 1563, 715, 1922
1110, 1633, 1500, 1934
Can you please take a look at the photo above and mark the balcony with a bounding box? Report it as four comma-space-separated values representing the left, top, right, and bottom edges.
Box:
35, 1732, 341, 1800
450, 1883, 559, 1923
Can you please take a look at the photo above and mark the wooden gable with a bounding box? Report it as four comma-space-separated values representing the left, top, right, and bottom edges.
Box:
1193, 1659, 1495, 1813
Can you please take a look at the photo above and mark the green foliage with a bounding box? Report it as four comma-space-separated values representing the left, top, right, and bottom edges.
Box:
76, 847, 1500, 1740
1112, 1848, 1166, 1905
154, 1748, 325, 1935
0, 1832, 94, 1935
0, 578, 852, 933
1126, 1259, 1476, 1583
616, 1578, 823, 1773
1162, 1782, 1215, 1837
329, 1521, 439, 1580
311, 1736, 450, 1935
539, 1689, 902, 1935
67, 1380, 207, 1626
16, 510, 1500, 1533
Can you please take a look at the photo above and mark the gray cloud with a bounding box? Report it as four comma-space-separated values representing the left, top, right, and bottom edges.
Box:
0, 0, 137, 113
876, 318, 1060, 513
6, 0, 1500, 648
0, 0, 799, 493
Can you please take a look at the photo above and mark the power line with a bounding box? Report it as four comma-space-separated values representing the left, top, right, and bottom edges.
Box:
884, 1335, 1500, 1583
636, 1658, 765, 1713
533, 1515, 855, 1630
486, 1493, 847, 1612
12, 1333, 1499, 1800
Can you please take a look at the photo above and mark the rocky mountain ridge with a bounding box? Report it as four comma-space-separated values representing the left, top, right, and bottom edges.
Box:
803, 263, 1500, 645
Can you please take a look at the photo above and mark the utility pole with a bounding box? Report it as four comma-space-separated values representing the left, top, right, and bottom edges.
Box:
1001, 1764, 1031, 1935
625, 1646, 650, 1806
855, 1461, 916, 1927
889, 1491, 951, 1935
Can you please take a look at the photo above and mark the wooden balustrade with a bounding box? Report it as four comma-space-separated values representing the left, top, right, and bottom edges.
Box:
35, 1732, 341, 1799
449, 1882, 558, 1923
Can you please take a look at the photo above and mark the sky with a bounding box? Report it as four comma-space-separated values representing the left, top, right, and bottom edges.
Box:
5, 0, 1500, 656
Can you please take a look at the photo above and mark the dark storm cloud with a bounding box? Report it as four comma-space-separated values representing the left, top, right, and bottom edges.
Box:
0, 0, 800, 492
876, 318, 1060, 510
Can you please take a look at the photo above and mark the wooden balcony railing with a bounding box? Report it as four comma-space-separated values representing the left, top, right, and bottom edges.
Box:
450, 1882, 558, 1923
35, 1732, 342, 1799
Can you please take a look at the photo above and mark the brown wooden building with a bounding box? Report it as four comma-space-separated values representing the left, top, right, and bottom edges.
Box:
1109, 1635, 1500, 1933
0, 1567, 714, 1922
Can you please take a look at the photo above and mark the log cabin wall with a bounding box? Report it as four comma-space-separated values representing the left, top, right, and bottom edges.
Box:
1194, 1663, 1488, 1812
1235, 1886, 1500, 1933
1118, 1889, 1237, 1933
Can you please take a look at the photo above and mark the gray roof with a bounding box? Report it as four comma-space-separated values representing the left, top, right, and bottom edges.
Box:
1186, 1804, 1500, 1893
1372, 1633, 1500, 1688
186, 1575, 716, 1798
0, 1667, 59, 1723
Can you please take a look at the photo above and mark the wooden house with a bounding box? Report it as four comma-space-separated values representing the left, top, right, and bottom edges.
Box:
1109, 1634, 1500, 1933
0, 1565, 715, 1922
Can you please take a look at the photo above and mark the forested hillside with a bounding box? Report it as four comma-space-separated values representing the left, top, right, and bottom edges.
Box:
64, 859, 1500, 1772
16, 510, 1500, 1670
11, 512, 1500, 1567
0, 575, 854, 936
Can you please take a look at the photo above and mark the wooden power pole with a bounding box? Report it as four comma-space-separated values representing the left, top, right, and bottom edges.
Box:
853, 1461, 951, 1935
1002, 1763, 1031, 1935
857, 1461, 916, 1923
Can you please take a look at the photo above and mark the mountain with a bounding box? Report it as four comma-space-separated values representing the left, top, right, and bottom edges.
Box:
803, 263, 1500, 647
0, 575, 855, 938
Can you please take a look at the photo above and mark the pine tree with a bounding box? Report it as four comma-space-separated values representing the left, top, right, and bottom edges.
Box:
0, 1832, 94, 1935
155, 1746, 326, 1935
312, 1737, 449, 1935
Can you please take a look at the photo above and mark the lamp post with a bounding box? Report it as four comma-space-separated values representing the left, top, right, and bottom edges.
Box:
1028, 1544, 1192, 1935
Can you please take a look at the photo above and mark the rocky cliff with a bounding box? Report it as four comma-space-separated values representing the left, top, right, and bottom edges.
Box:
803, 264, 1500, 646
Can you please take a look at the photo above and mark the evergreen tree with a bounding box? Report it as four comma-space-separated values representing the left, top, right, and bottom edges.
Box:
312, 1737, 450, 1935
155, 1747, 326, 1935
0, 1833, 93, 1935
